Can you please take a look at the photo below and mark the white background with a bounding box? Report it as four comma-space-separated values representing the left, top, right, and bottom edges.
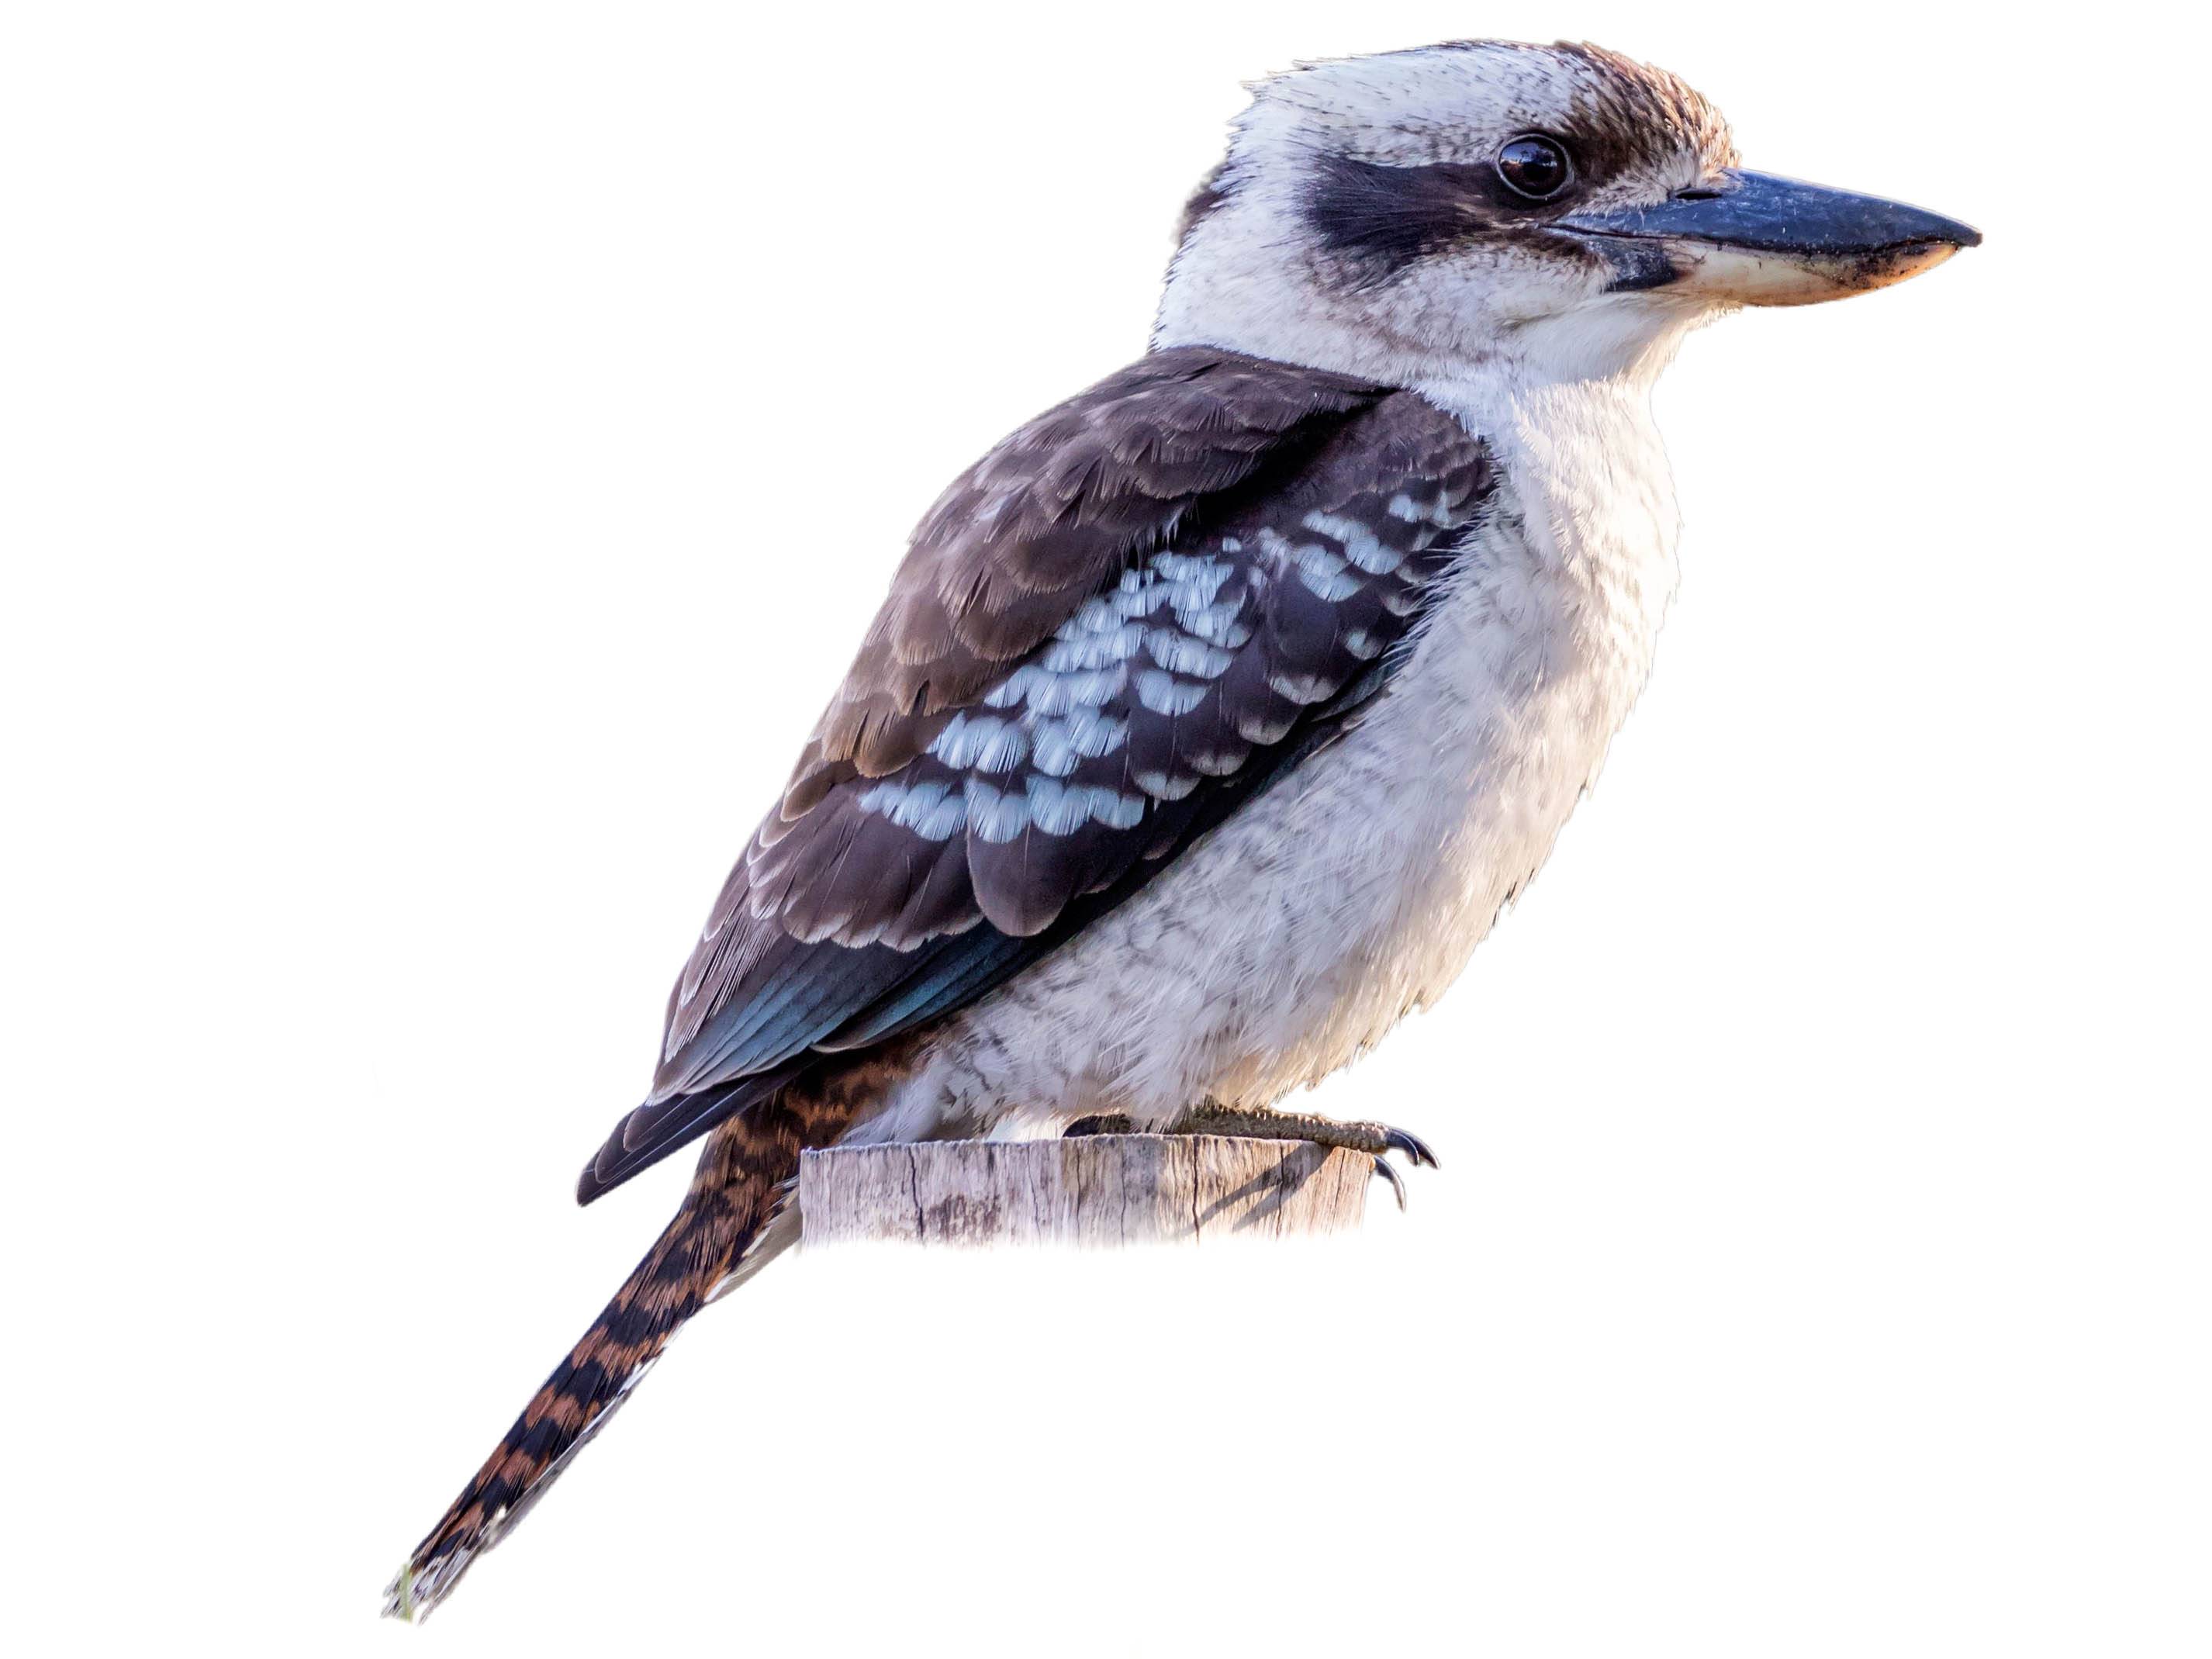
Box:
4, 2, 2206, 1653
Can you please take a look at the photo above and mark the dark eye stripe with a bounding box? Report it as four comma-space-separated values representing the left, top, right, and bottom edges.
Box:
1304, 151, 1580, 282
1305, 155, 1498, 275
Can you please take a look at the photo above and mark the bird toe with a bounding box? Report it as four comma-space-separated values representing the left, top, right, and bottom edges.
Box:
1381, 1125, 1440, 1168
1370, 1155, 1408, 1211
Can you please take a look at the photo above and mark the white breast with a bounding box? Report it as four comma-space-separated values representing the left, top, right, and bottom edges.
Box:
855, 375, 1681, 1146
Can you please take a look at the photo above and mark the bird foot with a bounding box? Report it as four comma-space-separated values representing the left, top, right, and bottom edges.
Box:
1166, 1104, 1439, 1210
1063, 1106, 1436, 1159
1060, 1107, 1436, 1208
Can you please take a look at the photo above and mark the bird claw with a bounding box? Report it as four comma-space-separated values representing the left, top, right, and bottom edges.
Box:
1380, 1125, 1440, 1169
1367, 1122, 1437, 1211
1370, 1155, 1408, 1211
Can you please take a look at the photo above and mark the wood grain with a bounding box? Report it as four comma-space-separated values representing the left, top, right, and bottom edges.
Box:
797, 1134, 1372, 1247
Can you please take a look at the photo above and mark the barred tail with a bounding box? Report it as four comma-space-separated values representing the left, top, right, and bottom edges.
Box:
382, 1097, 828, 1621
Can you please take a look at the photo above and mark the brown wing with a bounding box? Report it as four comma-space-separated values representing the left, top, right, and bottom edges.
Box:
577, 348, 1492, 1201
776, 349, 1388, 823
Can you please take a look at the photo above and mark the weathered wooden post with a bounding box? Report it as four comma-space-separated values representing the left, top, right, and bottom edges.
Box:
798, 1134, 1375, 1247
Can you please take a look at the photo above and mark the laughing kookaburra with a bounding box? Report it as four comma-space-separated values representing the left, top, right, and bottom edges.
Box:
387, 38, 1978, 1618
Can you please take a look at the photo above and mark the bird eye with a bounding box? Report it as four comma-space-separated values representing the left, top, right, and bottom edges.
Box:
1496, 136, 1573, 202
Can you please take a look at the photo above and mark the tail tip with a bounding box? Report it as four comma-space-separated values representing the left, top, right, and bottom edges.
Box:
380, 1560, 420, 1624
381, 1547, 469, 1626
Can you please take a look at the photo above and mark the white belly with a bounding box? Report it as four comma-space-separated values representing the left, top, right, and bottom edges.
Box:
855, 377, 1681, 1145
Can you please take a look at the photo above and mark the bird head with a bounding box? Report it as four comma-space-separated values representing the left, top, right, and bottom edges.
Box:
1156, 40, 1979, 385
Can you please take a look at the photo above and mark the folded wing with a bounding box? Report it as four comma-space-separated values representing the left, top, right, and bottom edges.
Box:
579, 348, 1492, 1201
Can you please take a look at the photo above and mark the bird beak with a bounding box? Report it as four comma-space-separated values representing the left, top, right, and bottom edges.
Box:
1559, 168, 1982, 306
